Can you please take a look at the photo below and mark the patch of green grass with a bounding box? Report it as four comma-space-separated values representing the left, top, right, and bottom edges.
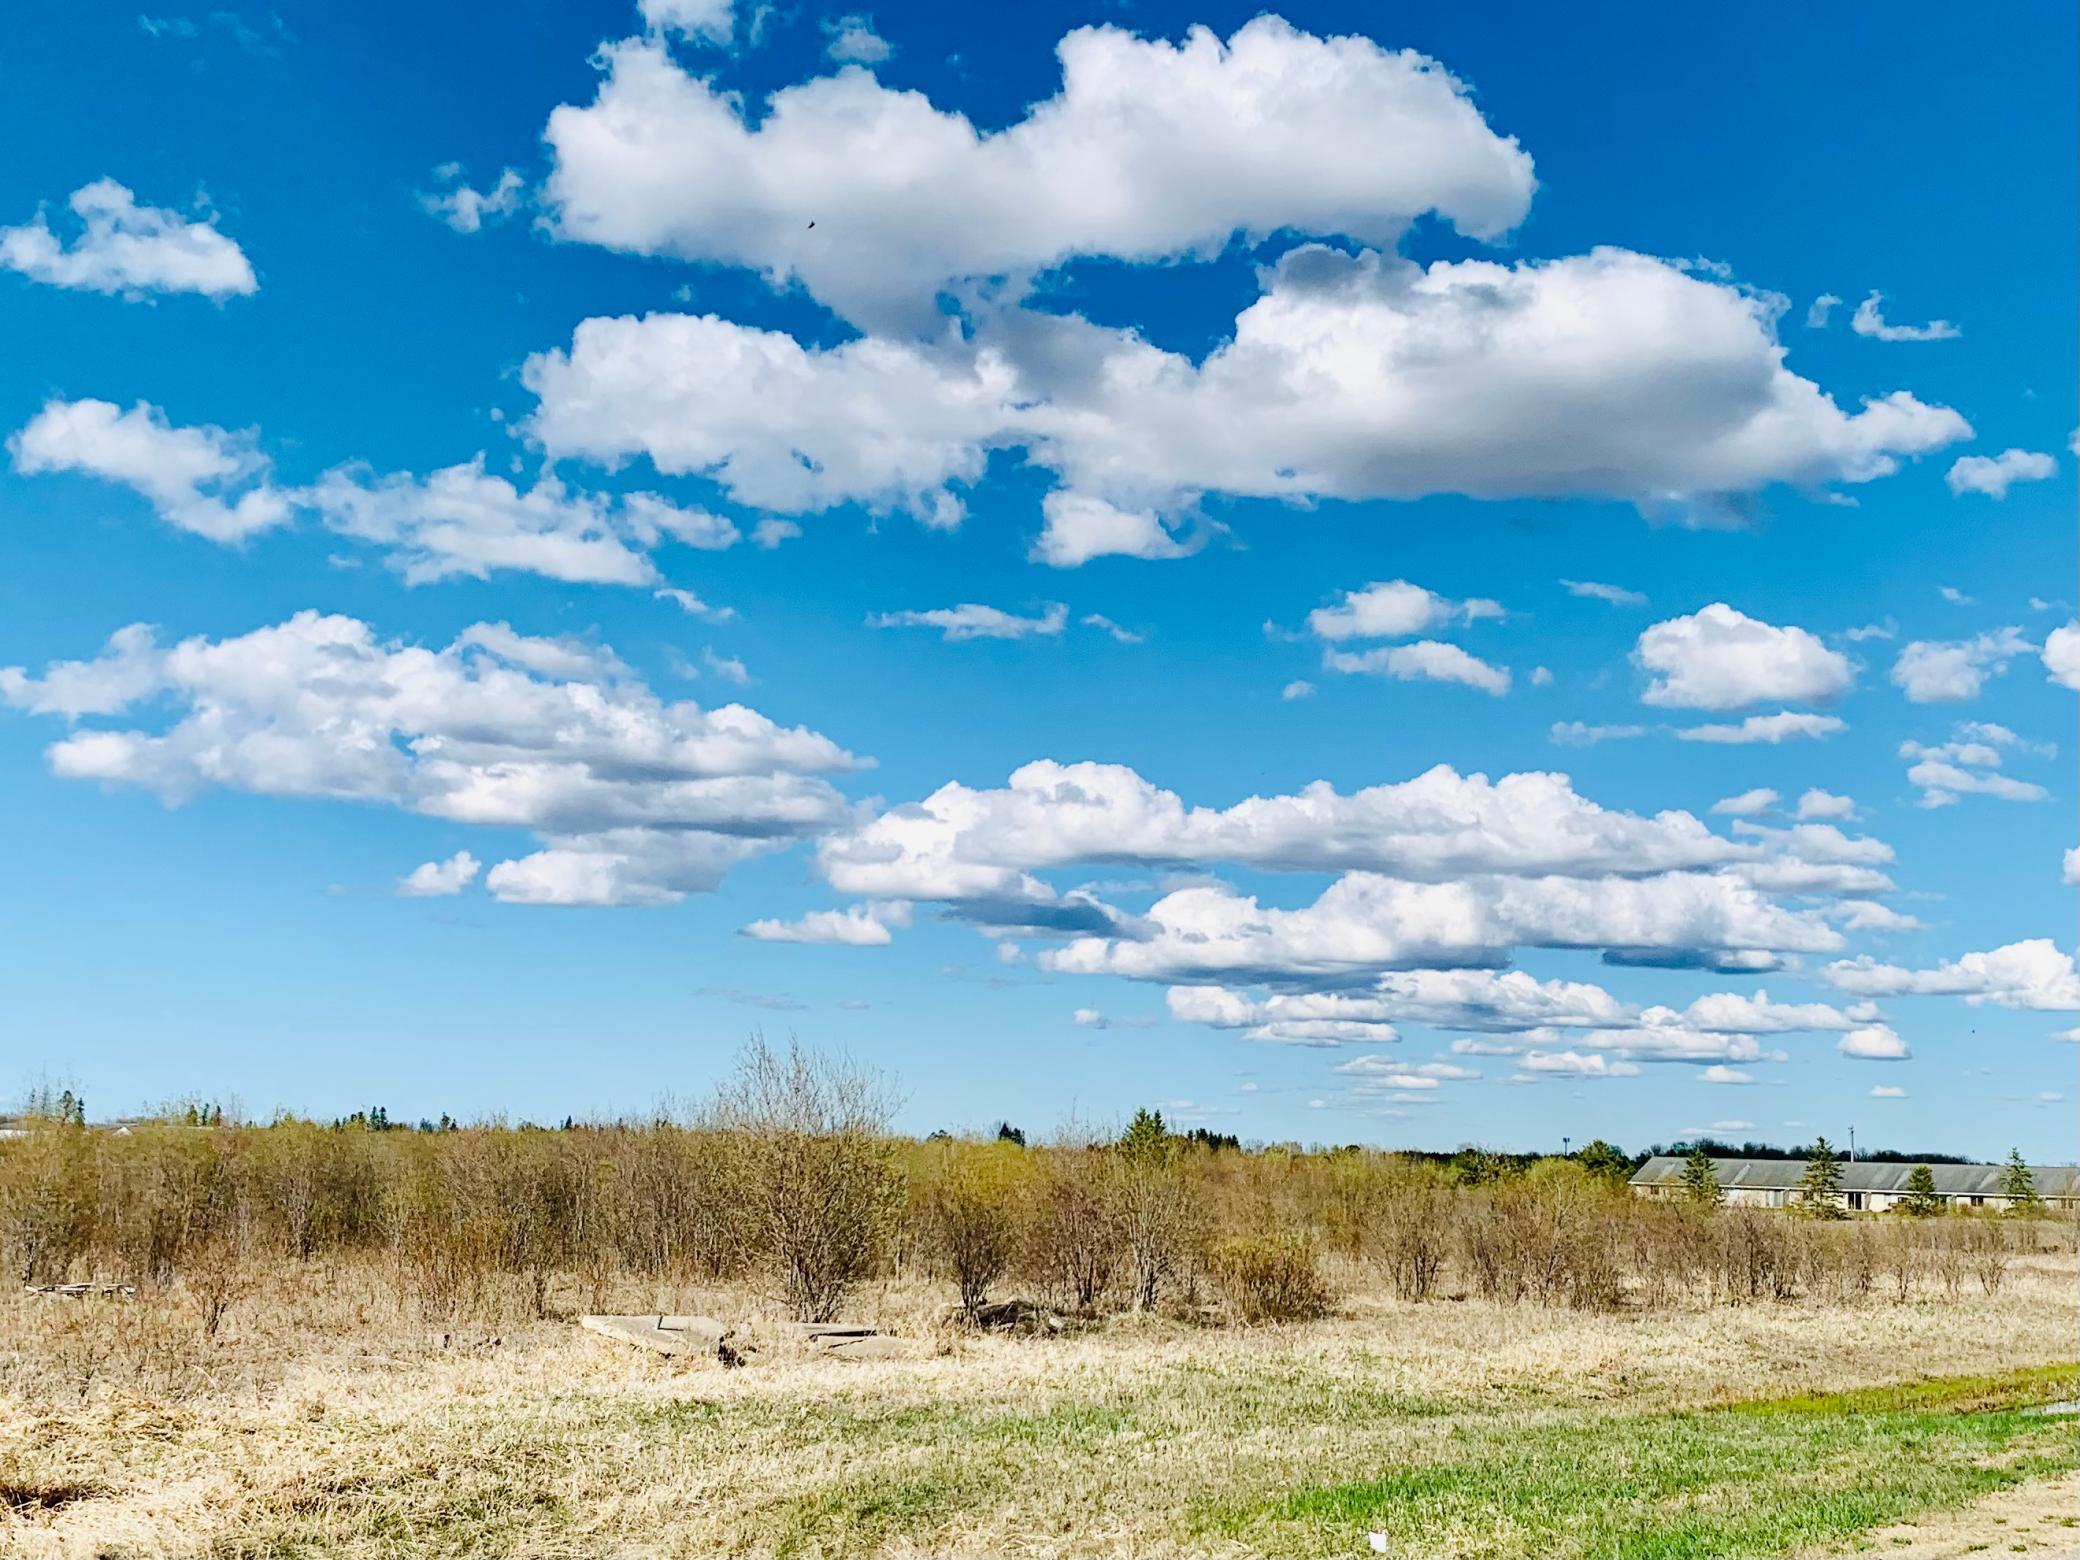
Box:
1211, 1367, 2080, 1560
1725, 1364, 2079, 1418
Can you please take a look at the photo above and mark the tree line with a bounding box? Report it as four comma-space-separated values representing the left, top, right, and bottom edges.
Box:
2, 1044, 2064, 1332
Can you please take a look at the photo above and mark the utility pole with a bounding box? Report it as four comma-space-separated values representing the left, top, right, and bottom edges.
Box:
1563, 1136, 1571, 1157
1848, 1125, 1856, 1163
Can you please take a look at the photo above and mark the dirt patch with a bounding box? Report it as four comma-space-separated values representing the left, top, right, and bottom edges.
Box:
1800, 1471, 2080, 1558
0, 1478, 101, 1514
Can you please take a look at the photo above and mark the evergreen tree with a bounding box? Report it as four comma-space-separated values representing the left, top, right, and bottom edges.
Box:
1999, 1148, 2043, 1215
1451, 1147, 1505, 1186
1118, 1107, 1170, 1164
1795, 1136, 1848, 1218
1679, 1146, 1722, 1207
1576, 1139, 1631, 1184
1899, 1163, 1943, 1217
994, 1122, 1027, 1147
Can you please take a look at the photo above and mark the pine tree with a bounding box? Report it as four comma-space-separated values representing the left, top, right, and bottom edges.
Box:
1679, 1146, 1722, 1207
1999, 1148, 2043, 1215
1899, 1163, 1943, 1217
1795, 1137, 1848, 1218
1118, 1108, 1170, 1164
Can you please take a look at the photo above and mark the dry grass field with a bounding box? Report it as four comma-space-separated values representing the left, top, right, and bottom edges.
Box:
2, 1254, 2075, 1559
4, 1057, 2075, 1558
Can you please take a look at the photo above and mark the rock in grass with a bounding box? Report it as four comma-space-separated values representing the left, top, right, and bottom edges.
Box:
578, 1314, 730, 1356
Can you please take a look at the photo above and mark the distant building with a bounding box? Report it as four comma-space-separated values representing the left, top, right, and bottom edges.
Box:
1629, 1156, 2080, 1213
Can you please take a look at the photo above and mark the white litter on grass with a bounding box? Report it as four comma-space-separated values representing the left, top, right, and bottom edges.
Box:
1367, 1533, 1390, 1554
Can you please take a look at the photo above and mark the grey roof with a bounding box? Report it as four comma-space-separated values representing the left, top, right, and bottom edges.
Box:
1630, 1155, 2080, 1198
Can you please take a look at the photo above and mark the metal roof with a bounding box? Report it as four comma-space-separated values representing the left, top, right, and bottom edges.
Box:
1630, 1155, 2080, 1198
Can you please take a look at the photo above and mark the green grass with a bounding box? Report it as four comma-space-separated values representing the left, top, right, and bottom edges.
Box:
219, 1365, 2080, 1556
1211, 1366, 2080, 1559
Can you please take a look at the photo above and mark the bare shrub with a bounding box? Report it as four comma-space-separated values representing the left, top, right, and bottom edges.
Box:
1209, 1235, 1333, 1323
1716, 1207, 1792, 1303
1964, 1217, 2010, 1295
706, 1036, 901, 1322
1928, 1217, 1968, 1299
1024, 1142, 1124, 1314
921, 1139, 1033, 1318
0, 1122, 99, 1284
1114, 1111, 1208, 1312
1873, 1217, 1920, 1302
1373, 1158, 1452, 1302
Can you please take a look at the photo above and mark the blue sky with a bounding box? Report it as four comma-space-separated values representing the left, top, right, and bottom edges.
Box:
1, 0, 2073, 1156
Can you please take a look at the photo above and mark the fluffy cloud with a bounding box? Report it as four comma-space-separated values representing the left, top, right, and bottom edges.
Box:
1321, 641, 1511, 695
1851, 292, 1960, 343
1042, 869, 1839, 986
1823, 939, 2080, 1011
1672, 711, 1846, 744
2041, 623, 2080, 689
1949, 449, 2055, 498
542, 18, 1537, 328
1307, 580, 1502, 640
1031, 493, 1196, 567
819, 761, 1746, 903
1166, 970, 1851, 1055
869, 602, 1067, 641
0, 613, 860, 906
1890, 627, 2029, 702
1836, 1024, 1910, 1060
1636, 604, 1853, 711
0, 179, 256, 299
1899, 726, 2050, 808
1796, 788, 1855, 820
0, 623, 165, 717
310, 460, 666, 585
523, 312, 1009, 525
399, 851, 482, 897
740, 902, 910, 945
9, 397, 290, 542
525, 247, 1969, 542
1724, 820, 1895, 896
11, 396, 783, 586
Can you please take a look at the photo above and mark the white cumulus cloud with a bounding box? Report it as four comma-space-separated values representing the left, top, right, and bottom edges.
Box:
1636, 604, 1853, 711
1890, 628, 2029, 702
9, 397, 290, 543
1322, 641, 1510, 696
542, 17, 1537, 329
0, 179, 256, 298
1308, 579, 1502, 640
2044, 623, 2080, 689
399, 851, 482, 897
1823, 939, 2080, 1011
0, 613, 860, 907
